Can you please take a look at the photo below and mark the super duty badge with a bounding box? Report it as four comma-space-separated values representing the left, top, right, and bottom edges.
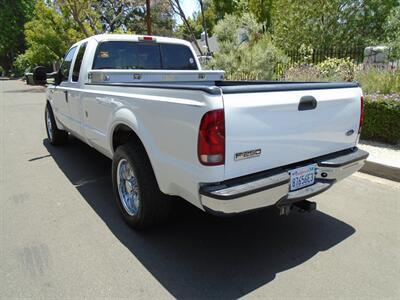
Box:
234, 149, 261, 161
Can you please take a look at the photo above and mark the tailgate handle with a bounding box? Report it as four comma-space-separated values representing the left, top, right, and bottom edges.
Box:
298, 96, 317, 111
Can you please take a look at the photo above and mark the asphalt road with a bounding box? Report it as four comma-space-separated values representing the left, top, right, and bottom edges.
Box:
1, 79, 399, 299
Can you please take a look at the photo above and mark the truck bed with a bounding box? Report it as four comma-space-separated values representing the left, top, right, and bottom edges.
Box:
85, 79, 362, 179
86, 79, 360, 95
215, 80, 360, 93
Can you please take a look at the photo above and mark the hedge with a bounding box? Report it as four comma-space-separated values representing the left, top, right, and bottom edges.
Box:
361, 94, 400, 145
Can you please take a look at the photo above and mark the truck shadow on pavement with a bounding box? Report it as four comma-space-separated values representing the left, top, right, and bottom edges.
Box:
43, 137, 355, 299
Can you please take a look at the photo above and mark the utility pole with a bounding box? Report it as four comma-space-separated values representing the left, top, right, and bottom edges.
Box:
146, 0, 152, 35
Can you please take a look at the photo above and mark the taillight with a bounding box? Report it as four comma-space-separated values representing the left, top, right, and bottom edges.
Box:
198, 109, 225, 166
359, 96, 364, 133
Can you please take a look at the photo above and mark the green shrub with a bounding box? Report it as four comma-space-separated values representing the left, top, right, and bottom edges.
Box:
284, 57, 357, 82
206, 13, 289, 80
361, 94, 400, 144
283, 64, 322, 81
284, 61, 400, 95
316, 57, 357, 81
355, 68, 400, 95
14, 52, 32, 77
384, 6, 400, 60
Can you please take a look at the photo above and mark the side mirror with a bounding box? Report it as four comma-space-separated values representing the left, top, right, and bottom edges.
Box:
52, 70, 62, 85
32, 66, 47, 85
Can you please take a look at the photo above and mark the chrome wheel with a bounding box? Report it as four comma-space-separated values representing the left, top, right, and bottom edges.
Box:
46, 108, 53, 141
117, 159, 140, 216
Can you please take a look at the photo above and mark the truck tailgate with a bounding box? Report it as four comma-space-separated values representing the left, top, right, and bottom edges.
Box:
222, 87, 362, 179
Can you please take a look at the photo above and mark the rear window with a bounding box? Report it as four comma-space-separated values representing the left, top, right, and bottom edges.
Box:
161, 44, 197, 70
92, 41, 197, 70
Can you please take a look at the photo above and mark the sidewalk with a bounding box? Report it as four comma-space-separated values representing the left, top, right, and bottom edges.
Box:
358, 140, 400, 182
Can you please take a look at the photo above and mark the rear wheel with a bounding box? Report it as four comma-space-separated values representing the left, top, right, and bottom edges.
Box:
45, 103, 68, 145
112, 142, 171, 229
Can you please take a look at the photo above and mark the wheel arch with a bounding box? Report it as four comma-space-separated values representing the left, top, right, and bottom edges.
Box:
46, 99, 64, 130
110, 121, 165, 194
111, 122, 143, 153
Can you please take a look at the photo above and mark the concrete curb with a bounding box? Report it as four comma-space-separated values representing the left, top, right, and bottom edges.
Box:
360, 160, 400, 182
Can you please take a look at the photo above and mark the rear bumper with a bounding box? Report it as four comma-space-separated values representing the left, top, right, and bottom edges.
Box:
200, 147, 368, 215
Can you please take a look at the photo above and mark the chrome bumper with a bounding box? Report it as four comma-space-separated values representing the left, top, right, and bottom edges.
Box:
200, 148, 369, 215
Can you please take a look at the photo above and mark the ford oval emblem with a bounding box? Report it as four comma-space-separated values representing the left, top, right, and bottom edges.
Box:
346, 129, 355, 136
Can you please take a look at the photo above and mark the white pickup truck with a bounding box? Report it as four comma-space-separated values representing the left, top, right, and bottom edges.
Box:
41, 34, 369, 229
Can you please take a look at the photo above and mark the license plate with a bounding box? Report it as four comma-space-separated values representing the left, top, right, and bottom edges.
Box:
289, 164, 316, 191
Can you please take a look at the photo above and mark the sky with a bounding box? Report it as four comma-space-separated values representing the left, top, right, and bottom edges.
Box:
177, 0, 199, 23
181, 0, 198, 17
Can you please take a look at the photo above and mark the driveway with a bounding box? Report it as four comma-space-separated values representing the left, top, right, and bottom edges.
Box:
1, 79, 399, 299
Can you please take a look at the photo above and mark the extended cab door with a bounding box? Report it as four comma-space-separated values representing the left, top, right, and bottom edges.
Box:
67, 42, 88, 138
82, 41, 165, 153
52, 46, 77, 130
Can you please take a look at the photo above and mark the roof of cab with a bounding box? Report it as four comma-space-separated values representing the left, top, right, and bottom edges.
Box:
72, 34, 192, 48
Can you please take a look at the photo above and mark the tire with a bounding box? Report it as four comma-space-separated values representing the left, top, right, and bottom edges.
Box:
45, 103, 68, 145
112, 142, 171, 229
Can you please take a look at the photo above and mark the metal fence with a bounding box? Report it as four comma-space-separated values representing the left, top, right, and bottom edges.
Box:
275, 47, 365, 77
276, 47, 400, 77
289, 47, 365, 65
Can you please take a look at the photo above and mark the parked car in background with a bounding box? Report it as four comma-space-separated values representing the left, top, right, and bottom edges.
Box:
25, 66, 52, 85
24, 67, 34, 84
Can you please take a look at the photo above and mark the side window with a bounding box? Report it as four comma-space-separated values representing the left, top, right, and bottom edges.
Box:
60, 47, 77, 82
161, 44, 198, 70
72, 42, 87, 82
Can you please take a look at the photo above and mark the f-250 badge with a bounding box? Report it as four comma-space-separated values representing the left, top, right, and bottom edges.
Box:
234, 149, 261, 161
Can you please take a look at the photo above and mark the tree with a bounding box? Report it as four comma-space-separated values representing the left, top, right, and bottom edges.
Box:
93, 0, 143, 33
383, 5, 400, 58
93, 0, 174, 35
207, 13, 288, 80
248, 0, 273, 31
58, 0, 101, 37
0, 0, 34, 74
168, 0, 203, 54
211, 0, 236, 21
11, 0, 175, 73
272, 0, 400, 51
145, 0, 175, 36
14, 0, 86, 73
175, 0, 216, 40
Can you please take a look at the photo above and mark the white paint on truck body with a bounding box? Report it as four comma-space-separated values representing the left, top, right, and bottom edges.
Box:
223, 87, 362, 178
45, 34, 365, 212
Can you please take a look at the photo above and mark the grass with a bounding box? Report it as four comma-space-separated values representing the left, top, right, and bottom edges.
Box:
356, 68, 400, 95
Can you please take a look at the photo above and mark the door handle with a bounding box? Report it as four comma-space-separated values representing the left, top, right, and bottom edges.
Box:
298, 96, 317, 111
64, 91, 68, 103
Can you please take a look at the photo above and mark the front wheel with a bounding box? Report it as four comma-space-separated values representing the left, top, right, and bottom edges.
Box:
112, 142, 171, 229
45, 103, 68, 145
